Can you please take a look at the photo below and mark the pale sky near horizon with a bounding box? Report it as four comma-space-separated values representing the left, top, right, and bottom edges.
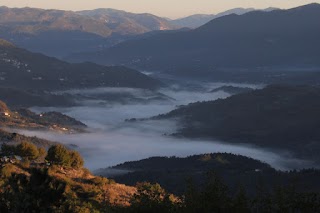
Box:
0, 0, 319, 18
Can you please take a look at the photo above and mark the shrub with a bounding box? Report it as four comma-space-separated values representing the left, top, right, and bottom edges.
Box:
1, 143, 17, 156
129, 182, 181, 213
70, 150, 84, 169
82, 168, 92, 178
46, 144, 71, 166
38, 147, 47, 160
46, 145, 84, 169
91, 177, 108, 186
20, 159, 30, 168
16, 142, 39, 160
0, 164, 15, 178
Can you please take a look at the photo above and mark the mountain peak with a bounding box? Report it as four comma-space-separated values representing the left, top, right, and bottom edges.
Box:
290, 3, 320, 11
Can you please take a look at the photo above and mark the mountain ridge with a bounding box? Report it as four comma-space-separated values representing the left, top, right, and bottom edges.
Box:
0, 6, 178, 57
152, 85, 320, 164
171, 7, 256, 28
99, 153, 320, 196
0, 38, 162, 91
67, 3, 320, 80
0, 6, 176, 37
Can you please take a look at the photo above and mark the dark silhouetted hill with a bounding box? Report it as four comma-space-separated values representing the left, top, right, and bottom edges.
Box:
153, 85, 320, 163
99, 153, 320, 196
0, 39, 162, 91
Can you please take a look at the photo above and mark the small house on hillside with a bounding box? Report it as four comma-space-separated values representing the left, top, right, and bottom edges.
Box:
0, 112, 10, 117
0, 155, 22, 164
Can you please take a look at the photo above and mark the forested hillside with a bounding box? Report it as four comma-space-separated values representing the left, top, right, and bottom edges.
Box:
153, 85, 320, 164
0, 39, 162, 91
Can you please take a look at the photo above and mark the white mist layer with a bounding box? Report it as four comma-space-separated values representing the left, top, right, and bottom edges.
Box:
25, 83, 314, 171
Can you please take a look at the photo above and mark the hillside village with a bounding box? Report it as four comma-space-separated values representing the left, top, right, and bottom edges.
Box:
0, 100, 87, 133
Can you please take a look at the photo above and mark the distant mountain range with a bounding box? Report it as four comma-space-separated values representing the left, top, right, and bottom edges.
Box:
171, 7, 278, 28
67, 3, 320, 81
0, 6, 177, 57
0, 39, 161, 91
2, 4, 320, 84
0, 6, 175, 37
77, 8, 177, 34
0, 6, 280, 59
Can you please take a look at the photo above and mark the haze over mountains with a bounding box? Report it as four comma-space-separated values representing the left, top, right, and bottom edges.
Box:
67, 3, 320, 81
0, 5, 281, 58
171, 7, 278, 28
0, 6, 177, 36
0, 6, 177, 57
77, 8, 177, 33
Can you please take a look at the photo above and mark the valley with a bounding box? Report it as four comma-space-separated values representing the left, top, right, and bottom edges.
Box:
16, 83, 316, 171
1, 2, 320, 212
151, 85, 320, 164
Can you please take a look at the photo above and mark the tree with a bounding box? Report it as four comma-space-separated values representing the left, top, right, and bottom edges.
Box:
46, 145, 84, 169
184, 178, 200, 212
199, 171, 231, 212
46, 145, 71, 166
130, 182, 175, 213
0, 144, 17, 156
16, 142, 39, 160
232, 185, 250, 212
38, 147, 47, 160
69, 151, 84, 169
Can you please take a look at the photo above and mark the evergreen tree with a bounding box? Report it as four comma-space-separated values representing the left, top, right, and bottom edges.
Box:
232, 185, 250, 213
69, 150, 84, 169
16, 142, 39, 160
38, 147, 47, 160
184, 178, 199, 213
199, 171, 231, 212
130, 182, 176, 213
46, 144, 71, 166
0, 143, 17, 156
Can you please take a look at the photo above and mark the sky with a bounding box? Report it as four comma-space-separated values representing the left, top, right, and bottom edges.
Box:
0, 0, 319, 19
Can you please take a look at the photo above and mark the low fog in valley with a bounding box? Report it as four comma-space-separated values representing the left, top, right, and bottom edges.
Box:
1, 3, 320, 211
16, 82, 314, 171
